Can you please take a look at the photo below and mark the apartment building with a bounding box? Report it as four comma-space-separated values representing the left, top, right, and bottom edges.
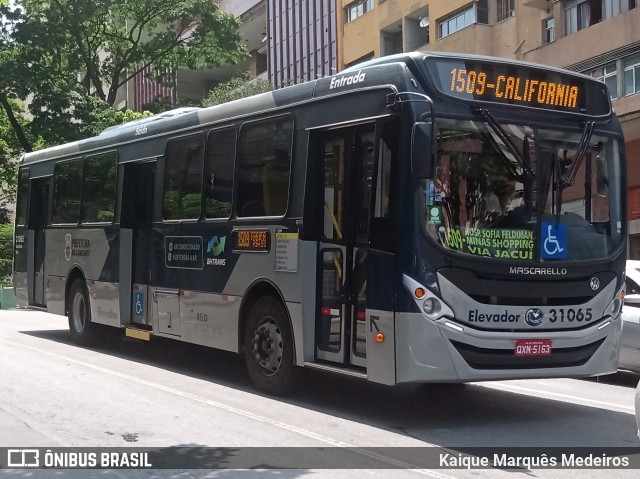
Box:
338, 0, 640, 256
266, 0, 337, 88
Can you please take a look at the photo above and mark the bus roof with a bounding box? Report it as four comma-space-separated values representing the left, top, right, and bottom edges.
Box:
20, 51, 609, 165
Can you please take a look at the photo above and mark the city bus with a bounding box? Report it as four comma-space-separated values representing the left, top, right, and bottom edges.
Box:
13, 52, 627, 395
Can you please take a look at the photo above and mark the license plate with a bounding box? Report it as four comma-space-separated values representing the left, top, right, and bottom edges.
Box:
514, 339, 552, 357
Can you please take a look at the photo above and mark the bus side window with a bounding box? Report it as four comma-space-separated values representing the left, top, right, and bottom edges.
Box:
369, 124, 397, 252
52, 158, 83, 224
237, 117, 293, 218
82, 152, 117, 223
205, 128, 236, 219
163, 134, 205, 220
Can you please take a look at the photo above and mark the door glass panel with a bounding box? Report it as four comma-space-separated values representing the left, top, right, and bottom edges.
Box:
318, 249, 343, 353
352, 248, 367, 357
355, 131, 375, 245
323, 137, 345, 240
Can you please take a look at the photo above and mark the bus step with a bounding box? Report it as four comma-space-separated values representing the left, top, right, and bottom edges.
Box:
303, 362, 367, 379
125, 327, 152, 341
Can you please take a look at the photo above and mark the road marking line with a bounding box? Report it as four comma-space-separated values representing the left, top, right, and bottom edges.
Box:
476, 381, 635, 414
0, 337, 456, 478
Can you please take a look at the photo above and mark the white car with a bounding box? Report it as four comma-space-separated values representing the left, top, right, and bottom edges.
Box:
621, 260, 640, 373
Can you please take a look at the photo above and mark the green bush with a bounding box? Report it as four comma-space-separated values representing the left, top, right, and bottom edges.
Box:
0, 223, 14, 286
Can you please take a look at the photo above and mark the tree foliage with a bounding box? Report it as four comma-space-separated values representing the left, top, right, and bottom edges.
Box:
202, 72, 274, 107
0, 0, 247, 147
0, 0, 247, 226
0, 223, 13, 285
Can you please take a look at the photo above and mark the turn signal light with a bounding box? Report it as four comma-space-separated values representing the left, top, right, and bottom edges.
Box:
414, 288, 426, 299
374, 333, 385, 343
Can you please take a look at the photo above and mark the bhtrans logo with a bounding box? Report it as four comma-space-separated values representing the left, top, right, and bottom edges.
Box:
329, 70, 366, 90
206, 235, 226, 266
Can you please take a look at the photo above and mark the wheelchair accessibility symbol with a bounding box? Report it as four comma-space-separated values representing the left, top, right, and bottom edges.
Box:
541, 222, 567, 259
134, 292, 144, 316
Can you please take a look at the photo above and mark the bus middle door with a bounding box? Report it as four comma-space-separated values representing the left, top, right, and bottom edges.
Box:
27, 177, 50, 307
120, 160, 156, 327
316, 124, 374, 368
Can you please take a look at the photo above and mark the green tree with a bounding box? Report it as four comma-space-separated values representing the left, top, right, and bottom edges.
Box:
0, 0, 247, 148
0, 223, 12, 285
202, 72, 274, 107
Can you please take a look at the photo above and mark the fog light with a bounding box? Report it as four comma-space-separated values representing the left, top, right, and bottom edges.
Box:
423, 298, 436, 314
423, 298, 442, 318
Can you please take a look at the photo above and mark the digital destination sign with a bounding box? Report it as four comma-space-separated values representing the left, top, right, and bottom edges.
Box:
232, 229, 271, 252
426, 58, 611, 116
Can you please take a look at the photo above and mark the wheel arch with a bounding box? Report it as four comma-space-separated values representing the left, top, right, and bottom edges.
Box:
238, 279, 295, 361
65, 267, 87, 315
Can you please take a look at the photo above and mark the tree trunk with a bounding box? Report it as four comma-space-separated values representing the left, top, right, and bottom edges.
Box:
0, 93, 32, 153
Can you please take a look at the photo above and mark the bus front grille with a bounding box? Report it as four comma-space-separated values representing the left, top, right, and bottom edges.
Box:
449, 339, 605, 370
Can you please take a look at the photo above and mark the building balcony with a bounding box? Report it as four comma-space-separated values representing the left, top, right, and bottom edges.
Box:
523, 7, 640, 69
421, 23, 495, 57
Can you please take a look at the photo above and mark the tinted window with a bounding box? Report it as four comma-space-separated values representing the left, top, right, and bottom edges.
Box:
204, 128, 236, 219
52, 159, 83, 224
15, 168, 29, 226
237, 117, 293, 217
83, 152, 117, 223
163, 134, 205, 220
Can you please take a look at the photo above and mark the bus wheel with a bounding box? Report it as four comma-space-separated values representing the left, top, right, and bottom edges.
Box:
68, 279, 96, 346
244, 296, 297, 395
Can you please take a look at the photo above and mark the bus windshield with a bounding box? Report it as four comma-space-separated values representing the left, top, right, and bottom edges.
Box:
422, 117, 624, 262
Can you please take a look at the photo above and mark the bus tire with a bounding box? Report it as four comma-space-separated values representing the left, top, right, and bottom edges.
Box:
68, 279, 96, 346
243, 296, 297, 395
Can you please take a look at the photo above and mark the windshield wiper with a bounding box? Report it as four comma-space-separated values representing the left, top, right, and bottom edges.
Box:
551, 121, 595, 222
472, 107, 535, 181
562, 121, 595, 189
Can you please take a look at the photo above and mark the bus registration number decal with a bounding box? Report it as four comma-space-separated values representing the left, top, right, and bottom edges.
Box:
514, 339, 552, 357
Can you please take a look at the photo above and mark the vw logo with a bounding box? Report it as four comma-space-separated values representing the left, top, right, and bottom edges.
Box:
525, 308, 544, 327
589, 277, 600, 291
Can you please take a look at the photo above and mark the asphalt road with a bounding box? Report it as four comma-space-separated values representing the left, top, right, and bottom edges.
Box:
0, 308, 639, 479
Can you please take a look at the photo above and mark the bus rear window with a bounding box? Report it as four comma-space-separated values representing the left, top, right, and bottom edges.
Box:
15, 168, 29, 226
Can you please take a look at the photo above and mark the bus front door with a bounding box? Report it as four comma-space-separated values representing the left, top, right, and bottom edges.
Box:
27, 177, 49, 307
120, 161, 156, 326
316, 125, 374, 368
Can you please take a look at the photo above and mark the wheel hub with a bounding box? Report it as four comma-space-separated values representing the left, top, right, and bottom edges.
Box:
251, 319, 283, 376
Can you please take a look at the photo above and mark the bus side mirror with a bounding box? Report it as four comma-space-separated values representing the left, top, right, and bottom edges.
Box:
412, 122, 433, 178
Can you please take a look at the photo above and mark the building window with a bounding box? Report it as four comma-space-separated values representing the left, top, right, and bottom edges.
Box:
543, 17, 555, 43
497, 0, 515, 22
603, 0, 635, 20
565, 0, 591, 34
438, 2, 488, 39
592, 63, 618, 99
346, 0, 374, 23
624, 54, 640, 96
